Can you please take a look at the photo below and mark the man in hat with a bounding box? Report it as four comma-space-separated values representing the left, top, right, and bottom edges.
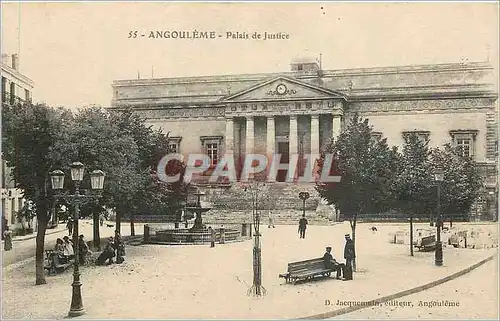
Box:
322, 246, 345, 279
78, 234, 90, 265
298, 214, 308, 239
208, 226, 216, 248
343, 234, 355, 280
66, 218, 74, 236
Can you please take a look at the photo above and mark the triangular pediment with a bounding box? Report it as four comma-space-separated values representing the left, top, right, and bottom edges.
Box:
221, 76, 346, 102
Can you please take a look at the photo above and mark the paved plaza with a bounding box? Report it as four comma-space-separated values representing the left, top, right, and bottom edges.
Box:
332, 256, 499, 319
1, 222, 498, 319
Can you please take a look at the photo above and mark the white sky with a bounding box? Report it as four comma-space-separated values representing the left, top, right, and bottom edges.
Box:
1, 1, 498, 109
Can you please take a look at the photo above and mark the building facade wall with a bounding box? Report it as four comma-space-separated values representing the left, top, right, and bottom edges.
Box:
110, 60, 498, 220
1, 54, 35, 231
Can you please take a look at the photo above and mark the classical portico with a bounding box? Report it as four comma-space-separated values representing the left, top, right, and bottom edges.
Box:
222, 76, 346, 181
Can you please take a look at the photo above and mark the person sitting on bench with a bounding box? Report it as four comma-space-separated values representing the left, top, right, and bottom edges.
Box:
62, 236, 75, 259
53, 238, 69, 263
96, 237, 116, 266
322, 246, 345, 280
54, 238, 65, 254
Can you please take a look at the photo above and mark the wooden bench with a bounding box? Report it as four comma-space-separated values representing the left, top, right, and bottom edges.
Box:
415, 235, 436, 252
279, 258, 332, 284
44, 250, 74, 275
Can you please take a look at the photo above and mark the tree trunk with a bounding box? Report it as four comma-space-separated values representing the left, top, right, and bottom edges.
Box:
35, 207, 48, 285
115, 209, 122, 234
409, 214, 414, 256
130, 214, 135, 236
350, 213, 357, 272
92, 211, 101, 251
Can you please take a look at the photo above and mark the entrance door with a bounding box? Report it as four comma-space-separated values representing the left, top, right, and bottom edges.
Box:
276, 142, 289, 182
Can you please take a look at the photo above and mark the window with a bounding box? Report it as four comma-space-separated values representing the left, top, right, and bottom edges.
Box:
207, 143, 218, 165
168, 137, 182, 153
25, 89, 30, 101
449, 130, 478, 159
402, 130, 430, 143
295, 102, 301, 109
306, 102, 312, 109
200, 136, 223, 166
297, 64, 303, 71
1, 77, 6, 103
10, 82, 15, 105
456, 138, 472, 157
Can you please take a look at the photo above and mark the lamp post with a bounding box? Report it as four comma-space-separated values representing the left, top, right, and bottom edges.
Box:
245, 181, 267, 297
299, 192, 310, 217
434, 168, 444, 267
50, 162, 105, 317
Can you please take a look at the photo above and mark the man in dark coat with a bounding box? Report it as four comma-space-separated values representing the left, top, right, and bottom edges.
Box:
298, 215, 308, 239
343, 234, 355, 280
322, 246, 345, 279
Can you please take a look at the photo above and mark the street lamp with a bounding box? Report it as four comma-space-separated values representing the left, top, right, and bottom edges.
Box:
244, 181, 267, 297
50, 162, 105, 317
434, 168, 444, 267
299, 192, 310, 217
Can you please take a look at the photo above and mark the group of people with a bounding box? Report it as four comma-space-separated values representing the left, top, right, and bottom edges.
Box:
54, 234, 91, 265
96, 231, 126, 265
322, 234, 356, 281
208, 226, 226, 248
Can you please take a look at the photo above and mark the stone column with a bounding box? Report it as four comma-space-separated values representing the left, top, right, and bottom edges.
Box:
310, 115, 320, 155
225, 117, 234, 154
266, 116, 275, 156
289, 115, 298, 154
332, 115, 342, 139
246, 116, 254, 155
266, 116, 276, 182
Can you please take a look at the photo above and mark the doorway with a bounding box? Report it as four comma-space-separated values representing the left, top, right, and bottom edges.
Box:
276, 142, 289, 182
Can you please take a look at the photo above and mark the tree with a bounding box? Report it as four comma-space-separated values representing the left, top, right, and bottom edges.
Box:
395, 133, 433, 256
316, 114, 399, 271
429, 144, 483, 224
109, 108, 189, 234
2, 102, 72, 285
52, 107, 142, 249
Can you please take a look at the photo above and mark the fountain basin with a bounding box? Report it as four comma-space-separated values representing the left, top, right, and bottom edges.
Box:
154, 227, 241, 244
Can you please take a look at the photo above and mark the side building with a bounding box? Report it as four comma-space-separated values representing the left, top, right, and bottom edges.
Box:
1, 53, 35, 236
109, 59, 498, 222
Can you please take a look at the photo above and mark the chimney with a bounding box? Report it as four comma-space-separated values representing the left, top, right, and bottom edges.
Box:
11, 54, 19, 70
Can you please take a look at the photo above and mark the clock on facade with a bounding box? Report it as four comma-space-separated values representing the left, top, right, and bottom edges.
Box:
276, 84, 287, 95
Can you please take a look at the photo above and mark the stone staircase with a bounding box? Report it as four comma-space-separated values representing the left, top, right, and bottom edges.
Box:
203, 209, 334, 225
210, 182, 319, 210
198, 182, 336, 225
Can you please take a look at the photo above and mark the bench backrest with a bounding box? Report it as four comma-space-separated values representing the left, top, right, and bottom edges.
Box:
421, 235, 436, 245
288, 258, 326, 274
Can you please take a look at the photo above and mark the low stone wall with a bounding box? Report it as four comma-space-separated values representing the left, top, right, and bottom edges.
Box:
145, 225, 243, 244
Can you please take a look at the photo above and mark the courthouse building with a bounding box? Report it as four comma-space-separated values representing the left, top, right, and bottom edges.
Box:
110, 58, 498, 221
1, 53, 34, 230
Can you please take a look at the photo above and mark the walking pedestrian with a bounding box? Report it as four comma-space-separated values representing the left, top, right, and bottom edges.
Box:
219, 225, 226, 244
268, 211, 275, 228
298, 214, 308, 239
3, 226, 13, 251
66, 218, 73, 236
343, 234, 355, 280
209, 226, 215, 248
